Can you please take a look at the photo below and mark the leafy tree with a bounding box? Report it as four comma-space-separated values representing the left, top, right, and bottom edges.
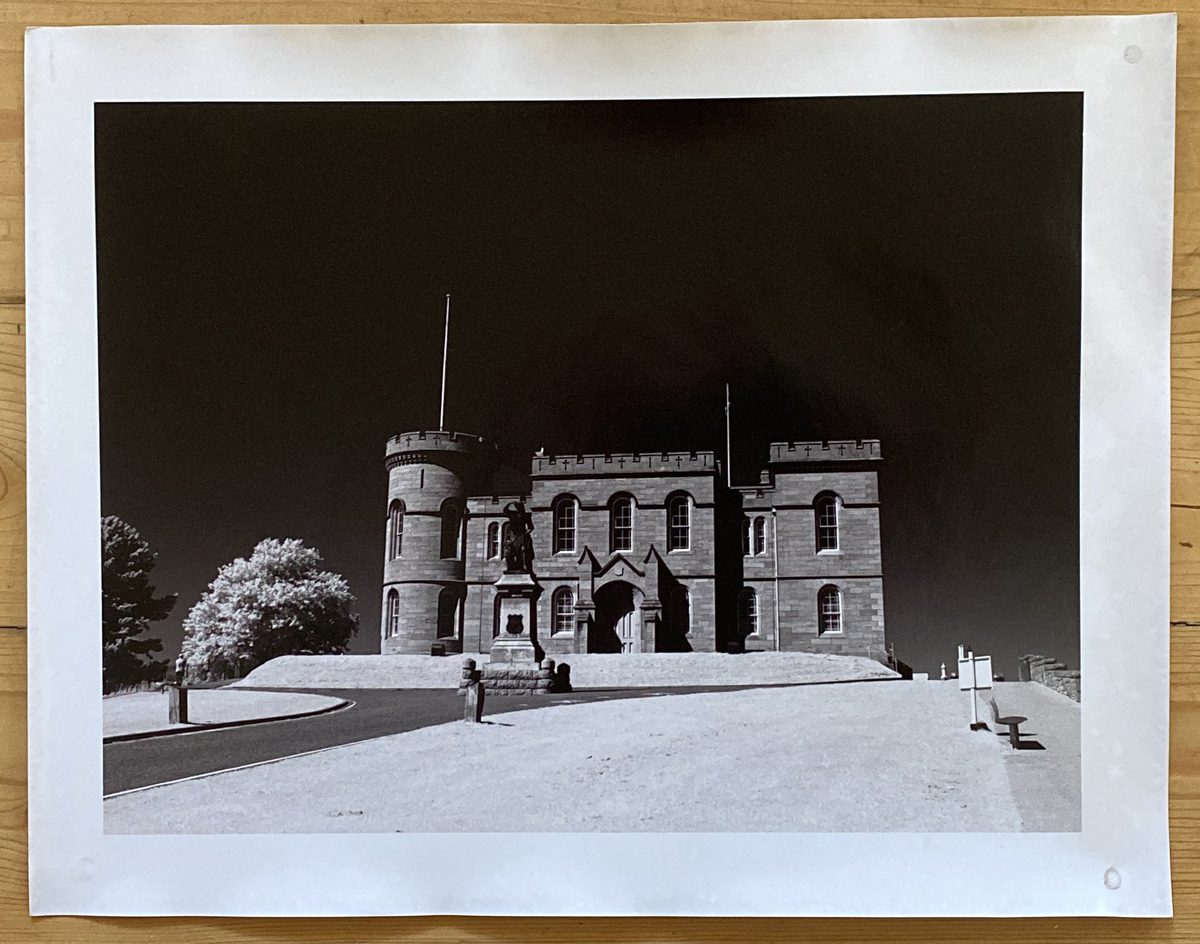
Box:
101, 516, 176, 690
181, 538, 358, 680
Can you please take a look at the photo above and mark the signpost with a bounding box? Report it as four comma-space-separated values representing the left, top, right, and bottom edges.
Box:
956, 644, 993, 730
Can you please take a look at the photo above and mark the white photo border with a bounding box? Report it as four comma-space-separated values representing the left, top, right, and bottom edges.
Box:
26, 16, 1175, 916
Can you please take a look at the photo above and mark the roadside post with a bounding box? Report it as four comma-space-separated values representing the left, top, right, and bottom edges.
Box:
462, 659, 485, 723
169, 654, 189, 724
957, 644, 993, 730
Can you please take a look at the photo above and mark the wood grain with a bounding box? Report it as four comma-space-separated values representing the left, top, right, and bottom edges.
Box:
1, 2, 1196, 939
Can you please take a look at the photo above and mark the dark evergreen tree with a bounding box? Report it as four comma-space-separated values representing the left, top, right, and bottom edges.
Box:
101, 515, 176, 691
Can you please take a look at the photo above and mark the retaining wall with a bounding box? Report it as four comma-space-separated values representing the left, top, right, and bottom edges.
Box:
1020, 653, 1080, 702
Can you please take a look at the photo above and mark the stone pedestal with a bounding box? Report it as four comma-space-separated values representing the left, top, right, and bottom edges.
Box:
490, 572, 544, 666
473, 571, 573, 695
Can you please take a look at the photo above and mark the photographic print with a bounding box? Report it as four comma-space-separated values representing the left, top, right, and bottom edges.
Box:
25, 18, 1174, 916
95, 94, 1083, 835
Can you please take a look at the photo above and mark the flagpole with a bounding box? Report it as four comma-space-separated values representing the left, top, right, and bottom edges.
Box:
439, 294, 450, 431
725, 383, 732, 488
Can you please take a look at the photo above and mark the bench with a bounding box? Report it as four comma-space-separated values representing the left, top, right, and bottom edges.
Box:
985, 694, 1027, 748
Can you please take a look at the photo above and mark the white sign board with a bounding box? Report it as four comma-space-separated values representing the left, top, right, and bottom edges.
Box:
958, 655, 994, 691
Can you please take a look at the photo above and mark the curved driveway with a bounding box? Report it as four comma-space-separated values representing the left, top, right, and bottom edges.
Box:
103, 685, 787, 796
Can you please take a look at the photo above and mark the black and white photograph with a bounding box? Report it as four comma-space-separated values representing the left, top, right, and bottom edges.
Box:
96, 93, 1084, 835
25, 18, 1174, 916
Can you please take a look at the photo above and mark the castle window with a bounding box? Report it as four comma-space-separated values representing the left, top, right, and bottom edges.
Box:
610, 495, 633, 553
742, 517, 751, 556
739, 588, 759, 636
385, 589, 399, 639
816, 493, 840, 552
500, 522, 510, 558
552, 587, 575, 635
553, 497, 577, 554
440, 500, 462, 559
387, 500, 405, 559
818, 585, 843, 635
667, 494, 691, 551
486, 522, 500, 560
753, 516, 767, 556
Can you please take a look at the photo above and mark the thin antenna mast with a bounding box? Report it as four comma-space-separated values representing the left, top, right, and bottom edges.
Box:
439, 294, 451, 431
725, 383, 732, 488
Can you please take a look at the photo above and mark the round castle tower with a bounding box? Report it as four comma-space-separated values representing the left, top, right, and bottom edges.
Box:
381, 430, 497, 655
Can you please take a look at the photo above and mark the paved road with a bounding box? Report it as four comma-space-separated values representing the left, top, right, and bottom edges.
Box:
103, 685, 784, 796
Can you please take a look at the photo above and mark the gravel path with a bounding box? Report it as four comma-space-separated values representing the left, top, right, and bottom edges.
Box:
104, 680, 1078, 833
234, 651, 897, 690
103, 689, 348, 738
988, 681, 1082, 831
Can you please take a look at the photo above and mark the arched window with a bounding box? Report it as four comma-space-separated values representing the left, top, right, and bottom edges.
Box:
742, 517, 752, 556
437, 588, 458, 639
667, 493, 691, 551
387, 500, 405, 559
440, 500, 462, 559
500, 522, 510, 559
552, 586, 575, 635
486, 522, 500, 560
818, 585, 843, 635
610, 495, 634, 553
671, 586, 691, 638
385, 589, 399, 639
739, 588, 759, 636
816, 493, 840, 552
753, 516, 767, 556
553, 496, 577, 554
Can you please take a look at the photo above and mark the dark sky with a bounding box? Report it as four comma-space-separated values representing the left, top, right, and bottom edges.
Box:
95, 95, 1081, 677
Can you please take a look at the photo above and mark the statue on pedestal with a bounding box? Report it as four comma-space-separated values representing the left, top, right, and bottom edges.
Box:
502, 500, 535, 574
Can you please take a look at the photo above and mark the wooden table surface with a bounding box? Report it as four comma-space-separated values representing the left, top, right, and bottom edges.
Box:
0, 2, 1195, 940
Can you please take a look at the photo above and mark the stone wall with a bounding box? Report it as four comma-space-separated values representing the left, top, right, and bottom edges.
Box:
1021, 653, 1081, 702
383, 432, 887, 659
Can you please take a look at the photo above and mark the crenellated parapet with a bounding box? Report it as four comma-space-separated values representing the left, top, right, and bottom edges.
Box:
769, 440, 882, 464
532, 451, 718, 477
385, 429, 497, 469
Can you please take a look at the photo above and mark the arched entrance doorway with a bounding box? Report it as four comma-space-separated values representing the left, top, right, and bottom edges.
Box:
592, 581, 643, 653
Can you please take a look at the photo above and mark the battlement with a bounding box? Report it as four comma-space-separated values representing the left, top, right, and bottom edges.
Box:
466, 494, 530, 513
385, 429, 494, 461
769, 440, 882, 463
531, 450, 718, 477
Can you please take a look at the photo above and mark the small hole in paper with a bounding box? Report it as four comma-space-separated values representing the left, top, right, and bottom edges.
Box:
1104, 867, 1122, 890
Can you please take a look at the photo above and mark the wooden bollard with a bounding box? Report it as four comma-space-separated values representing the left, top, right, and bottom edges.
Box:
168, 684, 188, 724
463, 669, 485, 723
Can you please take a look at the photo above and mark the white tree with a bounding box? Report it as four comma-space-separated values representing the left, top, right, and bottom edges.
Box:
181, 538, 357, 680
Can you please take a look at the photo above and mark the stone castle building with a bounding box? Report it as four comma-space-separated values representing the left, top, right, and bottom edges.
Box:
380, 430, 885, 658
